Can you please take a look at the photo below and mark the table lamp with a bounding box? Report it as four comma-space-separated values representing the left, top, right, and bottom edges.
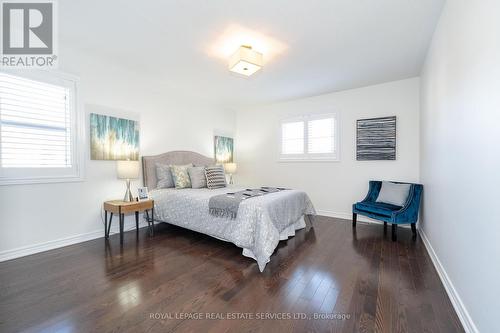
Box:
224, 163, 237, 185
117, 160, 139, 202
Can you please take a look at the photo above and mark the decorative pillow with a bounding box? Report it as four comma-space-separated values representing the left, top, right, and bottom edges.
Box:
205, 165, 227, 189
188, 166, 207, 189
170, 164, 193, 189
376, 181, 411, 206
156, 163, 174, 189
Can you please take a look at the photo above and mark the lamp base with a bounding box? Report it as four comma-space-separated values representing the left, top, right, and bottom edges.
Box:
123, 179, 134, 202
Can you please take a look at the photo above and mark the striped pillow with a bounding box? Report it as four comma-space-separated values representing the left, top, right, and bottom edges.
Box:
205, 165, 227, 189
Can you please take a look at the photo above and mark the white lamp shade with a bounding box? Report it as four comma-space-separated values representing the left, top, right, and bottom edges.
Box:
228, 46, 263, 76
117, 160, 139, 179
224, 162, 237, 174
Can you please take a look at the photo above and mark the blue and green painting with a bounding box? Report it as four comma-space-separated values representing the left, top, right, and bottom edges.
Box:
214, 136, 233, 163
90, 113, 139, 160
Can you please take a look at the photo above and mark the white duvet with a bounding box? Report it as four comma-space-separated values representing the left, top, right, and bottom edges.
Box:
149, 186, 316, 271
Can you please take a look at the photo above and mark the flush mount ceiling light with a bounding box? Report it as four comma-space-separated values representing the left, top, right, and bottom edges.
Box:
228, 45, 263, 76
208, 24, 287, 76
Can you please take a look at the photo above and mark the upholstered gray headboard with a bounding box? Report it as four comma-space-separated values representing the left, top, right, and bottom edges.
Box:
142, 151, 214, 190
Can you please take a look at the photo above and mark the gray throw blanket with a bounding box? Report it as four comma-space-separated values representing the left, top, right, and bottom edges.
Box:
209, 187, 288, 219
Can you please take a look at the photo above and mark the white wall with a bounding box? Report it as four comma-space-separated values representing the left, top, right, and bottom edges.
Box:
0, 46, 235, 258
420, 1, 500, 332
235, 78, 420, 218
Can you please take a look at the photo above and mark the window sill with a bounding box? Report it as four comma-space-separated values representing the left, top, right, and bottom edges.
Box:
278, 158, 340, 163
0, 175, 85, 186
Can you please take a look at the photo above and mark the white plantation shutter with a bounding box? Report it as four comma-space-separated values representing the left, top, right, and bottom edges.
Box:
280, 114, 339, 160
281, 121, 304, 155
307, 117, 335, 154
0, 72, 83, 184
0, 73, 71, 168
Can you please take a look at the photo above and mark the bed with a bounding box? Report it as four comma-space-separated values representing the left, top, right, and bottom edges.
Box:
142, 151, 316, 271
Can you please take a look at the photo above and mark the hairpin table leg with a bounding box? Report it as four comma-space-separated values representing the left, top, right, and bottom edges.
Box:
104, 210, 108, 238
150, 207, 155, 236
119, 210, 124, 245
135, 211, 139, 236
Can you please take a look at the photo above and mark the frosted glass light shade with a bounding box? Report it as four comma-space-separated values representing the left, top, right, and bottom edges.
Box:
228, 46, 263, 76
117, 160, 139, 179
224, 163, 237, 174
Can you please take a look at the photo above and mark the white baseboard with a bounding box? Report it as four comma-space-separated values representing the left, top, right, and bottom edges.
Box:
317, 210, 360, 221
0, 220, 150, 262
419, 228, 478, 333
316, 209, 411, 228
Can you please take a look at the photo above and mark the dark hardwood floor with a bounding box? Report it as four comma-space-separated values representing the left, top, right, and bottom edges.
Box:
0, 216, 463, 333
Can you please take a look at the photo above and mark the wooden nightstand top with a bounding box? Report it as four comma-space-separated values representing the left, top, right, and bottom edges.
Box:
103, 199, 154, 214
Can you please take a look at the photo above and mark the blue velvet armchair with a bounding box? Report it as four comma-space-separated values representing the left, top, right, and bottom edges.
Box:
352, 181, 423, 241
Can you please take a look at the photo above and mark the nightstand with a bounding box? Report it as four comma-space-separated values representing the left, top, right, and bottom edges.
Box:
103, 199, 155, 244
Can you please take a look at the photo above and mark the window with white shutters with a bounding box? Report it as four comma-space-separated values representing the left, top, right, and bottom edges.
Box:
0, 72, 83, 184
280, 113, 339, 161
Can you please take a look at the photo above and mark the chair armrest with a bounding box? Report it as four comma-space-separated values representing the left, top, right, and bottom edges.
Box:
391, 184, 423, 223
361, 181, 381, 203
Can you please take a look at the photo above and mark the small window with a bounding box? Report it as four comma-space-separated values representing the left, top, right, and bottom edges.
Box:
0, 72, 83, 185
280, 113, 339, 161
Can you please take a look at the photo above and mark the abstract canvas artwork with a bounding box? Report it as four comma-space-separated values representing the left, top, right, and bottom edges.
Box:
90, 113, 139, 160
356, 116, 396, 160
214, 136, 234, 163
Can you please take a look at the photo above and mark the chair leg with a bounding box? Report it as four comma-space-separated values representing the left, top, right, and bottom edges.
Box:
352, 213, 357, 228
383, 221, 387, 234
411, 223, 416, 235
392, 224, 397, 242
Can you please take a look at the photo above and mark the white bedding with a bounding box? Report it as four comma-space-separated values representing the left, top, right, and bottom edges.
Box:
149, 186, 316, 271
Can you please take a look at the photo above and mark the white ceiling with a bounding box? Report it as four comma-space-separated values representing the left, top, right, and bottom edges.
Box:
60, 0, 444, 108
